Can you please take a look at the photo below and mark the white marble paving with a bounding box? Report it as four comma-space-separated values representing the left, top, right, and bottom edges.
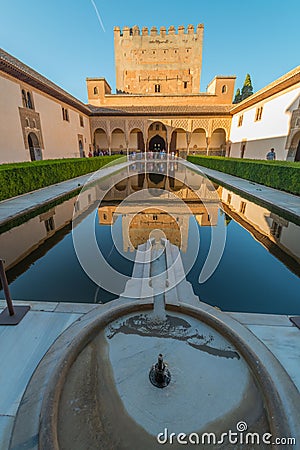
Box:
0, 311, 80, 416
54, 302, 100, 314
0, 300, 58, 312
248, 324, 300, 392
229, 312, 292, 327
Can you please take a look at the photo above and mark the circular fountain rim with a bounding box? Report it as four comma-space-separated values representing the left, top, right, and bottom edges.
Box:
10, 299, 300, 449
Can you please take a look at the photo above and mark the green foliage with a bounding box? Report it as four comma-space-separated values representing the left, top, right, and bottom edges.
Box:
241, 73, 253, 100
187, 155, 300, 195
0, 156, 123, 201
233, 74, 254, 103
233, 88, 242, 104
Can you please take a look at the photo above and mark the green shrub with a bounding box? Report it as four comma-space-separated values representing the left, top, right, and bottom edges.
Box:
187, 156, 300, 195
0, 156, 123, 201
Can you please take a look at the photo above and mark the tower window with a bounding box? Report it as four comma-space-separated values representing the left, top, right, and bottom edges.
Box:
155, 84, 161, 93
93, 87, 98, 95
221, 85, 227, 94
184, 81, 188, 89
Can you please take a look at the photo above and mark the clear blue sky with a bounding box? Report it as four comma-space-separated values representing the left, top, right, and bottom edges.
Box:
1, 0, 299, 103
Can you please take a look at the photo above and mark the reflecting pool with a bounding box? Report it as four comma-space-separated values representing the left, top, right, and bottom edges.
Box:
0, 160, 299, 314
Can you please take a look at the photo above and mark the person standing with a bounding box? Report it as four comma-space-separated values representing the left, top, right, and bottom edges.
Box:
266, 148, 276, 160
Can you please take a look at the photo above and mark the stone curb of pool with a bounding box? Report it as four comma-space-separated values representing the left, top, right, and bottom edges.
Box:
9, 297, 300, 449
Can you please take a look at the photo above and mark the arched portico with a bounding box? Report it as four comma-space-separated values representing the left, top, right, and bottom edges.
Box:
129, 128, 145, 152
190, 128, 207, 154
111, 128, 126, 154
147, 122, 167, 151
209, 128, 226, 156
94, 128, 109, 152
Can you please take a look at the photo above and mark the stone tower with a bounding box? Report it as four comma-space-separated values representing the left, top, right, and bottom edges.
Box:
114, 24, 204, 95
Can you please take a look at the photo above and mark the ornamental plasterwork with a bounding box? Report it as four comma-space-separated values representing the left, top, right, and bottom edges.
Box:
109, 119, 126, 133
170, 118, 189, 130
211, 118, 231, 137
90, 118, 109, 135
191, 118, 209, 133
127, 119, 146, 134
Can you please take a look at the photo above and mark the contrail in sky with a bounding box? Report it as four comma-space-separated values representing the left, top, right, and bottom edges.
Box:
90, 0, 106, 32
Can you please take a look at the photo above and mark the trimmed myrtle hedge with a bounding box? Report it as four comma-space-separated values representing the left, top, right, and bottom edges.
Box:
0, 156, 123, 201
187, 156, 300, 195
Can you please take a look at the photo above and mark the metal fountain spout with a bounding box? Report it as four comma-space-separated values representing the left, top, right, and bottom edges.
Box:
149, 353, 171, 388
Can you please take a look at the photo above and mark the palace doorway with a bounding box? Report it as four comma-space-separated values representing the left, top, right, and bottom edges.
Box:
149, 135, 166, 152
295, 138, 300, 161
28, 132, 42, 161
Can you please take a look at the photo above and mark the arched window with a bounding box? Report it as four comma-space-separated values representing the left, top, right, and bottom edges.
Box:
25, 118, 30, 127
93, 86, 98, 95
221, 85, 227, 94
32, 119, 36, 128
155, 84, 161, 93
22, 89, 28, 108
27, 92, 33, 109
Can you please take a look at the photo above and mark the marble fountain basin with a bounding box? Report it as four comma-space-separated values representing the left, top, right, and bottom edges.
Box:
9, 300, 300, 450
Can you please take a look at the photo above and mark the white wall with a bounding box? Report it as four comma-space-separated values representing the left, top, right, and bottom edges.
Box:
0, 74, 29, 162
0, 71, 92, 163
230, 85, 300, 160
33, 92, 91, 159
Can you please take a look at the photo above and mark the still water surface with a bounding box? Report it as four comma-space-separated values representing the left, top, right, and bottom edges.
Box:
0, 161, 299, 314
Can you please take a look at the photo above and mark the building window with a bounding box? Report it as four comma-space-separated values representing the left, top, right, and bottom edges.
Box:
94, 86, 98, 95
62, 107, 69, 122
221, 85, 227, 94
155, 124, 160, 131
25, 118, 30, 127
44, 217, 55, 233
27, 92, 33, 109
79, 115, 84, 127
255, 106, 263, 121
184, 81, 188, 89
22, 89, 28, 108
153, 215, 158, 221
240, 201, 246, 214
32, 119, 36, 128
271, 221, 282, 239
21, 89, 34, 109
238, 115, 243, 127
227, 194, 232, 204
155, 84, 161, 93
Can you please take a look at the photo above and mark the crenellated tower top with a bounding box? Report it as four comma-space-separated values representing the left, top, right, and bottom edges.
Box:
113, 24, 204, 37
114, 24, 204, 94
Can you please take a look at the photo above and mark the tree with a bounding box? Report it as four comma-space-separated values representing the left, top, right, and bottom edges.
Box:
233, 88, 242, 104
241, 73, 253, 100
